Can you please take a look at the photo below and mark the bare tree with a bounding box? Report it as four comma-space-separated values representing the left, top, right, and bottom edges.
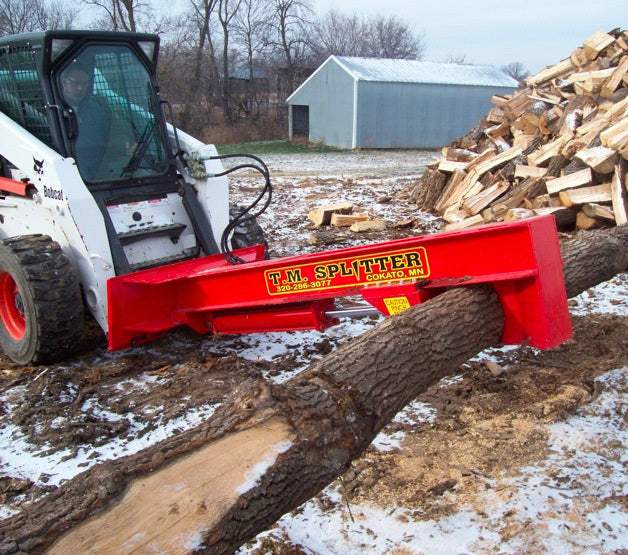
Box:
309, 11, 425, 63
217, 0, 243, 122
177, 0, 220, 133
445, 53, 469, 64
84, 0, 162, 32
308, 9, 363, 61
233, 0, 272, 118
361, 15, 425, 59
501, 62, 529, 83
269, 0, 312, 94
0, 0, 76, 36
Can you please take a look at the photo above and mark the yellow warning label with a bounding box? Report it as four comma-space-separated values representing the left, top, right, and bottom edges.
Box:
383, 296, 411, 315
264, 246, 429, 296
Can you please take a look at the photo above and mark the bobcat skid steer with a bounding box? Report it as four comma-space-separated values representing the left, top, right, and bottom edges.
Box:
0, 30, 267, 364
0, 30, 572, 366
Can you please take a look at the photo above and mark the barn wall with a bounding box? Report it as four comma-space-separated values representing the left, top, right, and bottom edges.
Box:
287, 60, 355, 148
355, 81, 515, 149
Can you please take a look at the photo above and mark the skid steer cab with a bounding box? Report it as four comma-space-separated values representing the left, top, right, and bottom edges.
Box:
0, 30, 572, 366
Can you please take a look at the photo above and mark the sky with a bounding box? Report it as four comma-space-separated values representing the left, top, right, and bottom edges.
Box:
312, 0, 627, 74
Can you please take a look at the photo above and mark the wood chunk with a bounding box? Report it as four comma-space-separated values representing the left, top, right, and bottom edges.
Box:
462, 181, 509, 216
443, 214, 484, 231
575, 146, 618, 174
473, 146, 523, 176
437, 169, 480, 213
559, 182, 612, 207
484, 122, 511, 139
442, 204, 469, 224
512, 132, 537, 150
487, 106, 506, 124
504, 208, 535, 222
441, 147, 479, 162
434, 169, 467, 213
576, 211, 601, 229
515, 165, 547, 179
611, 164, 628, 225
350, 219, 386, 232
600, 117, 628, 150
539, 106, 563, 135
490, 94, 509, 107
546, 168, 592, 194
582, 30, 615, 61
307, 202, 353, 226
582, 202, 615, 221
438, 160, 468, 173
526, 58, 574, 87
533, 206, 578, 230
330, 213, 369, 227
527, 135, 571, 167
503, 90, 533, 120
568, 67, 615, 87
601, 56, 628, 97
529, 91, 563, 105
570, 47, 589, 68
603, 95, 628, 121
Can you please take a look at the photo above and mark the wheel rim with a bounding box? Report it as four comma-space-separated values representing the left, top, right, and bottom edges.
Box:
0, 271, 26, 340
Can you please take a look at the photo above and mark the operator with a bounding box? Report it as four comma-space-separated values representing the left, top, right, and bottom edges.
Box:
60, 62, 111, 180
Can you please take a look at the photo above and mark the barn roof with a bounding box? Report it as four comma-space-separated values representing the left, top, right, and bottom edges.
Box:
288, 56, 518, 102
333, 56, 519, 87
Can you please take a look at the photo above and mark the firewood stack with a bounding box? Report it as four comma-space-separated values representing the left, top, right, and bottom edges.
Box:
409, 28, 628, 232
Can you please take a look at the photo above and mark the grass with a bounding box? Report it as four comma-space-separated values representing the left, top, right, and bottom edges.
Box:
215, 139, 343, 156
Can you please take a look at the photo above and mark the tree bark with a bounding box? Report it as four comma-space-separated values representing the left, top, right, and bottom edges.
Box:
1, 226, 627, 554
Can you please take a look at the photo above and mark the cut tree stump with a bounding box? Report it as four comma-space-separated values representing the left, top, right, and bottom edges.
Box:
1, 226, 627, 555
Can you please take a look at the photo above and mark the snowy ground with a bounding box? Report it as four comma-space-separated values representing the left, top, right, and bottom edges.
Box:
0, 149, 627, 553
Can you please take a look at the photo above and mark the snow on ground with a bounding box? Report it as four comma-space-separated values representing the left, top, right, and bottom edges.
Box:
1, 149, 627, 551
239, 356, 628, 554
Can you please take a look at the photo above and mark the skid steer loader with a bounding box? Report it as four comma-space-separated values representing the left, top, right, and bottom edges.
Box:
0, 30, 268, 364
0, 30, 573, 366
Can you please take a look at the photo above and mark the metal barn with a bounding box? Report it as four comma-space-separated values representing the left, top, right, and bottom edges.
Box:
287, 56, 519, 149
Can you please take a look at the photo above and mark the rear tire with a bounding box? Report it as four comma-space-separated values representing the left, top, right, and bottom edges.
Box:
0, 235, 84, 365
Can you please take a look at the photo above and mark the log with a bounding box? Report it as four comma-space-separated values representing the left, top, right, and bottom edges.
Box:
408, 169, 447, 210
1, 226, 627, 554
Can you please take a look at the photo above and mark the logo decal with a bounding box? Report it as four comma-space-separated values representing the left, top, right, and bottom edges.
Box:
265, 247, 430, 295
33, 158, 44, 174
43, 186, 64, 201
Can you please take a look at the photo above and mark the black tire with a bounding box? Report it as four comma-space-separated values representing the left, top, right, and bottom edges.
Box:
229, 203, 268, 257
0, 235, 84, 365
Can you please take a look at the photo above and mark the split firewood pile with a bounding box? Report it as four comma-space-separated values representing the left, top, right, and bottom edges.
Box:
409, 28, 628, 232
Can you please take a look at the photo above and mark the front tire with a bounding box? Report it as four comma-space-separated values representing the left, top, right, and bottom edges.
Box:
0, 235, 84, 365
229, 204, 268, 256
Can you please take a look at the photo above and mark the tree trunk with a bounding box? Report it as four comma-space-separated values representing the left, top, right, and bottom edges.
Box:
1, 226, 627, 555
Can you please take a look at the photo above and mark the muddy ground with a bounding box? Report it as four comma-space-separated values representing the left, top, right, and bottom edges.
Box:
0, 150, 627, 553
